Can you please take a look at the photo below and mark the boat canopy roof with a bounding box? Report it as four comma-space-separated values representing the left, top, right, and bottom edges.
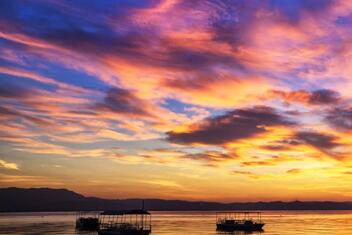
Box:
100, 209, 150, 215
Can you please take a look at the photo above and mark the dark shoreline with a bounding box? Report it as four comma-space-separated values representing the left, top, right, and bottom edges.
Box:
2, 187, 352, 212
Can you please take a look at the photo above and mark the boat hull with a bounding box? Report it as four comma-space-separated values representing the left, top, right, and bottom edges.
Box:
98, 229, 151, 235
216, 223, 264, 231
75, 218, 99, 231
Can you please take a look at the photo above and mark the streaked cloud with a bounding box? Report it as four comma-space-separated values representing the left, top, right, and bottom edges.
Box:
95, 87, 153, 117
325, 107, 352, 131
0, 159, 19, 170
269, 89, 341, 106
286, 168, 302, 174
2, 0, 352, 200
168, 106, 294, 145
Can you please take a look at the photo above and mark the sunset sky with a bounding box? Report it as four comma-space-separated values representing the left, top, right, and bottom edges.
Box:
2, 0, 352, 202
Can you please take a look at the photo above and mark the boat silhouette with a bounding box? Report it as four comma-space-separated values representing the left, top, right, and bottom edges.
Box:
216, 212, 264, 232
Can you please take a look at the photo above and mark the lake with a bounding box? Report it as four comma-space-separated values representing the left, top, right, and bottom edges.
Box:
1, 211, 352, 234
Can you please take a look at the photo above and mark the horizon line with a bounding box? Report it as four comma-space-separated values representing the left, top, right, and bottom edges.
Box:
4, 187, 352, 204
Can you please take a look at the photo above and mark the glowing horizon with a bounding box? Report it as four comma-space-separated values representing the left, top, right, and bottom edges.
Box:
1, 0, 352, 202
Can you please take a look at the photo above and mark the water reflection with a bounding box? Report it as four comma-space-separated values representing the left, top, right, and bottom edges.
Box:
75, 230, 97, 235
216, 230, 264, 235
1, 211, 352, 235
0, 222, 72, 235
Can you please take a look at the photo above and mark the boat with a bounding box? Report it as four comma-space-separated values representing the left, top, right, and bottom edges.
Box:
75, 211, 100, 231
216, 212, 264, 231
98, 209, 151, 235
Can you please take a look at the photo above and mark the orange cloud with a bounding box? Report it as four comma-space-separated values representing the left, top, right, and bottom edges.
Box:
286, 168, 302, 174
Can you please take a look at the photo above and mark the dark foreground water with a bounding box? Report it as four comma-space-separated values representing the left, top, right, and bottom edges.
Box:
1, 211, 352, 235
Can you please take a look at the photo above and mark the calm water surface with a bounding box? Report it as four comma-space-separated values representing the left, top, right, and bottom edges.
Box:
0, 211, 352, 234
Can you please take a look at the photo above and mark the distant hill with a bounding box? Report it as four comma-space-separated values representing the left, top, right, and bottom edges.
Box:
2, 187, 352, 212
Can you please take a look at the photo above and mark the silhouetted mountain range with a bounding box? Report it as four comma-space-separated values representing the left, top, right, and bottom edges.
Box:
2, 187, 352, 212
